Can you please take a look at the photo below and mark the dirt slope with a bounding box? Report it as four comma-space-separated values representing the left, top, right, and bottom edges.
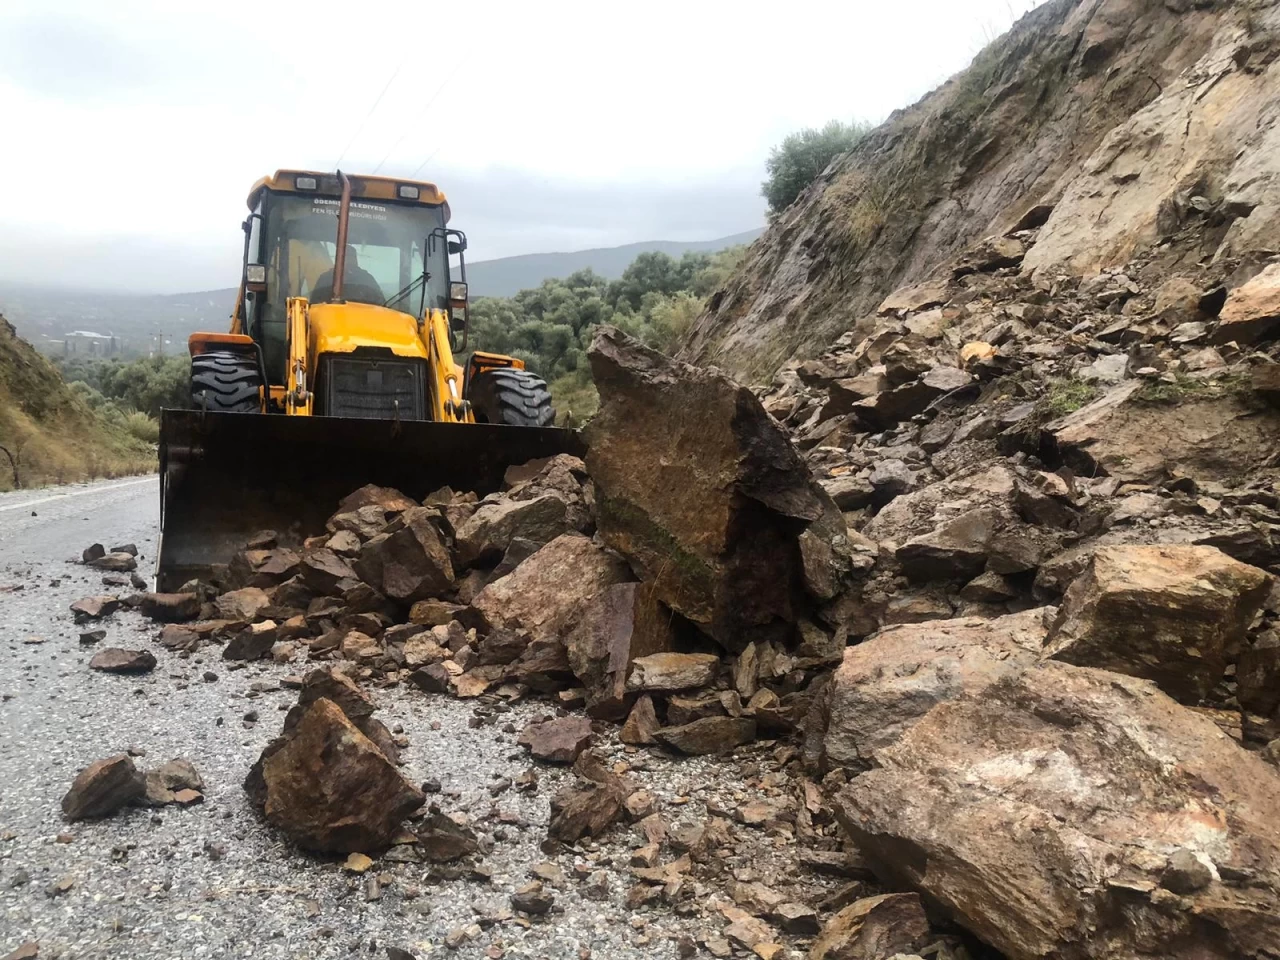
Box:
0, 314, 153, 489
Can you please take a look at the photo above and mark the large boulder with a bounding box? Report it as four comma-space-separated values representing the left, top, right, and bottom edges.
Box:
1043, 545, 1271, 701
563, 581, 676, 719
834, 662, 1280, 960
354, 507, 454, 602
251, 698, 423, 853
1046, 380, 1280, 486
824, 609, 1048, 769
586, 325, 826, 651
469, 533, 632, 646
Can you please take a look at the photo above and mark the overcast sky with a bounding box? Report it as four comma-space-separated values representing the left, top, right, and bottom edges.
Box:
0, 0, 1048, 294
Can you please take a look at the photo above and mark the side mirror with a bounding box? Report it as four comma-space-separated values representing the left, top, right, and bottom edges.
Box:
447, 239, 467, 255
449, 281, 468, 309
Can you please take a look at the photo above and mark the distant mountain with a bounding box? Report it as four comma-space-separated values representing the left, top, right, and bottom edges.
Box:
0, 229, 762, 354
465, 229, 763, 298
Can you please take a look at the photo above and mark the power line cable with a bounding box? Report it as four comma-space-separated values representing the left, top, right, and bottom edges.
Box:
371, 63, 463, 175
334, 58, 406, 169
410, 141, 448, 181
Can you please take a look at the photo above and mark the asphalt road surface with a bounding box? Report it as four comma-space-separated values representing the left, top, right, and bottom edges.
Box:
0, 477, 732, 960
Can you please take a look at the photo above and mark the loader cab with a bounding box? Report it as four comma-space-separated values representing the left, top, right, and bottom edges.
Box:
237, 172, 452, 386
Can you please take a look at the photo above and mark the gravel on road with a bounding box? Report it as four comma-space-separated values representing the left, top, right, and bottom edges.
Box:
1, 478, 815, 960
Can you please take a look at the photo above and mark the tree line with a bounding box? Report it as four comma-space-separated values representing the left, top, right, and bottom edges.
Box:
468, 246, 745, 419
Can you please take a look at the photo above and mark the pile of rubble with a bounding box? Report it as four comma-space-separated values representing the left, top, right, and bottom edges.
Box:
64, 309, 1280, 957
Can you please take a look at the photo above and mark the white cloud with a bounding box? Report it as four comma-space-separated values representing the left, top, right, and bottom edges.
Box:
0, 0, 1048, 292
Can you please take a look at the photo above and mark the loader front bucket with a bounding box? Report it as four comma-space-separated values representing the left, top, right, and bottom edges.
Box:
155, 409, 587, 592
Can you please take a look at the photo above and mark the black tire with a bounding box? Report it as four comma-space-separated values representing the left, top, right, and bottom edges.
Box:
469, 368, 556, 427
190, 351, 261, 413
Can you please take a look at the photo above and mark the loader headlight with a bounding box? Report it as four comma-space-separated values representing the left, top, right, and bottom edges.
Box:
295, 176, 318, 190
449, 281, 468, 305
398, 184, 420, 200
246, 264, 266, 284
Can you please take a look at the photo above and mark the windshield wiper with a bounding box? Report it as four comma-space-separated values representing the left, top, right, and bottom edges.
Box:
384, 270, 430, 311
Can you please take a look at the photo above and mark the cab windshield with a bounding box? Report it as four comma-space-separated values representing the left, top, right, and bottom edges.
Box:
252, 193, 449, 381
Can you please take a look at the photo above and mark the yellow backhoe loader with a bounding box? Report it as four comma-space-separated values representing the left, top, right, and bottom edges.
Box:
156, 170, 582, 590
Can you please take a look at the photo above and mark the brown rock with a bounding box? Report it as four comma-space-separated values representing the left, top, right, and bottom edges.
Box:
626, 652, 720, 692
820, 474, 875, 511
285, 667, 375, 729
654, 716, 756, 755
298, 547, 359, 595
825, 610, 1046, 768
82, 543, 106, 563
335, 483, 417, 515
138, 592, 200, 622
470, 533, 631, 644
61, 754, 144, 820
229, 547, 300, 589
1047, 380, 1280, 486
1212, 263, 1280, 344
585, 325, 825, 652
417, 812, 479, 861
156, 625, 199, 651
340, 630, 382, 663
254, 698, 423, 852
1239, 632, 1280, 717
565, 581, 675, 719
3, 942, 39, 960
407, 662, 452, 693
895, 506, 1000, 581
850, 366, 973, 429
453, 494, 571, 568
353, 508, 454, 602
402, 634, 449, 669
222, 620, 278, 661
141, 758, 205, 806
518, 716, 594, 764
620, 695, 661, 745
1044, 545, 1271, 701
88, 648, 157, 674
214, 586, 271, 622
326, 503, 392, 540
86, 551, 138, 572
668, 694, 727, 726
511, 880, 555, 915
70, 595, 122, 622
834, 662, 1280, 960
548, 779, 627, 842
409, 599, 465, 626
808, 893, 930, 960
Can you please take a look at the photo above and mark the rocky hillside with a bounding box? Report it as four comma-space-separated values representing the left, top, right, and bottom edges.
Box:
682, 0, 1280, 383
0, 314, 153, 489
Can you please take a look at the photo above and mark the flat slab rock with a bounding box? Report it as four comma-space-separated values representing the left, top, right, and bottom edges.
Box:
89, 648, 157, 674
835, 660, 1280, 960
518, 716, 594, 764
654, 716, 757, 755
625, 652, 720, 692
